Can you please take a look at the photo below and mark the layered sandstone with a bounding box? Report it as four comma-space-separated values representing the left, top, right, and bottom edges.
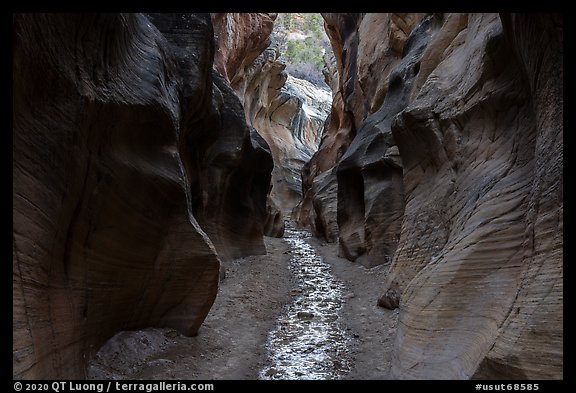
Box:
378, 13, 563, 379
470, 13, 563, 379
294, 52, 350, 242
334, 13, 423, 268
13, 11, 563, 381
297, 14, 421, 263
211, 13, 286, 238
212, 13, 277, 94
242, 48, 331, 216
13, 13, 273, 379
212, 13, 330, 221
306, 12, 562, 379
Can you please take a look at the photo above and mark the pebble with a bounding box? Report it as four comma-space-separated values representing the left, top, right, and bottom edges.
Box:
324, 314, 338, 322
265, 368, 278, 376
297, 311, 315, 320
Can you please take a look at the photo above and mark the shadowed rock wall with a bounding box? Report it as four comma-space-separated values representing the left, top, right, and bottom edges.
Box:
302, 12, 562, 379
212, 14, 330, 220
13, 12, 274, 378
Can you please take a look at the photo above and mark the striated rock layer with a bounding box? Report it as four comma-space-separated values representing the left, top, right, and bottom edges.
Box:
242, 48, 330, 216
211, 13, 282, 237
296, 13, 422, 263
335, 13, 423, 268
382, 13, 562, 379
470, 13, 563, 380
211, 13, 285, 238
294, 52, 353, 243
211, 13, 277, 95
303, 13, 562, 379
212, 13, 330, 218
13, 13, 274, 379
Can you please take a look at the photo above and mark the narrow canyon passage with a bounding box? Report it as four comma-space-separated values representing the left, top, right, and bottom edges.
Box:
13, 13, 562, 380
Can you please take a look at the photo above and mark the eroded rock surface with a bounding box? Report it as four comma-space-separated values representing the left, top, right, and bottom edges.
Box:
471, 13, 563, 380
302, 12, 562, 379
212, 13, 330, 222
378, 13, 562, 379
297, 14, 421, 263
185, 69, 274, 260
13, 11, 563, 381
335, 13, 426, 268
242, 48, 331, 215
211, 13, 286, 239
212, 13, 277, 94
13, 13, 273, 378
294, 52, 353, 242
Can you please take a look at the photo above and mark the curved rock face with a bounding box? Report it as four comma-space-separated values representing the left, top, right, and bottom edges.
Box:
240, 47, 330, 216
297, 14, 421, 260
335, 13, 424, 268
211, 13, 285, 239
305, 13, 562, 379
185, 69, 274, 260
212, 13, 329, 222
380, 13, 562, 379
13, 13, 273, 379
211, 13, 277, 93
294, 35, 354, 242
471, 13, 563, 380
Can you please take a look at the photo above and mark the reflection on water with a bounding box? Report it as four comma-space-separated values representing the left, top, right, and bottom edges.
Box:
259, 225, 352, 380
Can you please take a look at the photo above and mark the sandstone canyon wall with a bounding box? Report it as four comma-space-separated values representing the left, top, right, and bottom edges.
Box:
296, 13, 422, 254
302, 13, 562, 379
248, 60, 330, 216
212, 14, 331, 218
13, 13, 274, 379
211, 13, 285, 237
241, 49, 330, 217
294, 51, 353, 243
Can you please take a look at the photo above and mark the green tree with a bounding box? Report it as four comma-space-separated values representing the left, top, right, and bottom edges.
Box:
274, 13, 330, 87
304, 13, 322, 37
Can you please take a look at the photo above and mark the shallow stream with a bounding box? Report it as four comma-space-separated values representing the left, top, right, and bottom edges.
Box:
259, 225, 352, 380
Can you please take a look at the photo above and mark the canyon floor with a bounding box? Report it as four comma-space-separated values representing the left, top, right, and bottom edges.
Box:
88, 224, 399, 380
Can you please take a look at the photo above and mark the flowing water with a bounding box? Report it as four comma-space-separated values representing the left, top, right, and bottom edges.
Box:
259, 225, 352, 380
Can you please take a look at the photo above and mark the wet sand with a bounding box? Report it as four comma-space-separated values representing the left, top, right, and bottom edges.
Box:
260, 226, 352, 379
88, 225, 398, 380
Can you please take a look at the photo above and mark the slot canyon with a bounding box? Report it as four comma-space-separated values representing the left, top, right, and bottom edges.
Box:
13, 13, 563, 380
